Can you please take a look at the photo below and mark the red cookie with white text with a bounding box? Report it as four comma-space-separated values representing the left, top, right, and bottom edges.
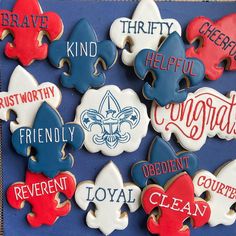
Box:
0, 0, 64, 66
7, 171, 76, 227
186, 14, 236, 81
141, 173, 211, 236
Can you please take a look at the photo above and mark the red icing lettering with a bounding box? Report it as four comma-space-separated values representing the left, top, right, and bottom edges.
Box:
151, 88, 236, 151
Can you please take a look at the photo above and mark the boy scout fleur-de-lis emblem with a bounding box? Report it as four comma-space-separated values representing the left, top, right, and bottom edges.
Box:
75, 85, 149, 156
81, 90, 140, 149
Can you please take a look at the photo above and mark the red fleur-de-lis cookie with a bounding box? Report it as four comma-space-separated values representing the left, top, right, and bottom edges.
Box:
186, 14, 236, 80
7, 171, 76, 227
141, 173, 210, 236
0, 0, 64, 66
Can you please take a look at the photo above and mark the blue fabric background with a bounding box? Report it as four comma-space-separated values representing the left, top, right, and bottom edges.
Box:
1, 0, 236, 235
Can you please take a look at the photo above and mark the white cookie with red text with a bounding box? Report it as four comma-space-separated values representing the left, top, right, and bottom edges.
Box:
193, 160, 236, 226
151, 87, 236, 151
0, 66, 61, 132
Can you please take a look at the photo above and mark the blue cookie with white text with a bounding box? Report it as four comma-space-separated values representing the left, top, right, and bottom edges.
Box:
134, 32, 205, 106
12, 102, 85, 178
49, 18, 118, 94
131, 136, 198, 188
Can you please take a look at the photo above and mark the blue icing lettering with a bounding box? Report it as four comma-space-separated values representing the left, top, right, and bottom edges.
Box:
85, 187, 135, 203
120, 20, 174, 35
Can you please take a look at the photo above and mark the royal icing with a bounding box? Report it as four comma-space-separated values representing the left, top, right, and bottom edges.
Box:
75, 161, 141, 235
131, 136, 198, 188
134, 32, 205, 106
7, 171, 76, 227
12, 102, 84, 178
0, 0, 63, 66
49, 18, 117, 94
186, 14, 236, 81
109, 0, 181, 66
141, 173, 211, 236
193, 160, 236, 226
0, 66, 61, 133
75, 85, 149, 156
151, 87, 236, 151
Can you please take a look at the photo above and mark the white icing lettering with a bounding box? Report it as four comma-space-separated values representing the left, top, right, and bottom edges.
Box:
13, 176, 68, 200
18, 127, 77, 144
66, 42, 97, 57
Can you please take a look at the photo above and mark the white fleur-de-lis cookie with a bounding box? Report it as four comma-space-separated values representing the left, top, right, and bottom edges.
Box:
110, 0, 181, 66
0, 66, 61, 132
193, 160, 236, 226
75, 161, 141, 235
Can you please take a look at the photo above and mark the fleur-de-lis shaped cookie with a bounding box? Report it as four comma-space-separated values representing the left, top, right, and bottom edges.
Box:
134, 32, 205, 106
49, 19, 117, 94
0, 66, 61, 132
110, 0, 181, 66
142, 173, 211, 236
132, 136, 198, 188
75, 162, 141, 235
186, 14, 236, 80
12, 102, 84, 178
0, 0, 64, 66
193, 160, 236, 226
7, 171, 76, 227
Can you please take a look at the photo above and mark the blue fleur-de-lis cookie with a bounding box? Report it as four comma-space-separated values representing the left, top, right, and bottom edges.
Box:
131, 136, 198, 188
12, 102, 85, 178
48, 18, 118, 94
134, 32, 205, 106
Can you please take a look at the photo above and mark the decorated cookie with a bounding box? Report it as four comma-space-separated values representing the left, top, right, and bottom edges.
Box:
7, 171, 76, 227
186, 14, 236, 81
134, 32, 205, 106
141, 173, 211, 236
131, 136, 198, 188
75, 85, 149, 156
109, 0, 181, 66
193, 160, 236, 226
75, 161, 141, 235
151, 87, 236, 151
0, 66, 61, 133
0, 0, 64, 66
49, 19, 117, 94
12, 102, 84, 178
